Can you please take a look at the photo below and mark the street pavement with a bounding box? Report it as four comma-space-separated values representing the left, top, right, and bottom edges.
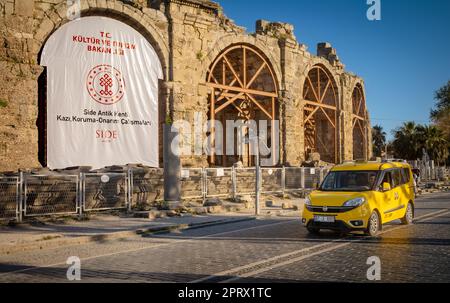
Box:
0, 191, 449, 283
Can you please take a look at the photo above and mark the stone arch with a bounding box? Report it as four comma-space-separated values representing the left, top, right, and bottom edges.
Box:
201, 34, 282, 91
302, 63, 339, 164
205, 43, 280, 167
35, 3, 169, 167
299, 57, 342, 109
352, 82, 368, 160
34, 2, 169, 76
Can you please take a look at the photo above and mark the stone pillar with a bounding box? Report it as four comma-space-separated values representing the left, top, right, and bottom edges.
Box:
163, 122, 181, 206
340, 76, 354, 162
366, 117, 373, 160
279, 38, 303, 166
280, 92, 303, 166
337, 77, 345, 164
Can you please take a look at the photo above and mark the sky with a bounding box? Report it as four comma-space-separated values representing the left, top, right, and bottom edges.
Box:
219, 0, 450, 140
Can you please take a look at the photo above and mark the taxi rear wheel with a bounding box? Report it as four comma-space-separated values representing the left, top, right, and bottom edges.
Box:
365, 211, 380, 237
401, 202, 414, 225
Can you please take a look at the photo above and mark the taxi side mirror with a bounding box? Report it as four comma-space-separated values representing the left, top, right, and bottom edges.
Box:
382, 182, 391, 192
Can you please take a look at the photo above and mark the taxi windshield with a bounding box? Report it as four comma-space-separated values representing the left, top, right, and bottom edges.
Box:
320, 170, 379, 192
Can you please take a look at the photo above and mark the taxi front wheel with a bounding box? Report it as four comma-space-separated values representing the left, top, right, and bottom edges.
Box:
365, 211, 380, 237
307, 226, 320, 235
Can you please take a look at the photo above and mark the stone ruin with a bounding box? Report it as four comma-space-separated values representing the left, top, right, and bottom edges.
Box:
0, 0, 372, 172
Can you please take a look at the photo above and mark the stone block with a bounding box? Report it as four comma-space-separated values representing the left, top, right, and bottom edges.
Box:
203, 197, 222, 206
15, 0, 34, 17
34, 17, 54, 42
5, 1, 14, 15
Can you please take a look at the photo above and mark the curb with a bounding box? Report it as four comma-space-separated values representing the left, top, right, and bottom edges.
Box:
141, 216, 256, 235
0, 217, 256, 256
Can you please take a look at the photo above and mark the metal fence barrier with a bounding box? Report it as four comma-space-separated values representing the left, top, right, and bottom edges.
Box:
205, 167, 234, 198
0, 176, 20, 221
284, 167, 305, 191
180, 168, 205, 200
3, 164, 417, 222
129, 168, 164, 206
235, 168, 257, 196
304, 167, 321, 189
24, 174, 79, 217
82, 173, 128, 212
261, 168, 284, 194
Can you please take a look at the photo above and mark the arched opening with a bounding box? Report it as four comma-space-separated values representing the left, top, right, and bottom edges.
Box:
38, 15, 163, 169
302, 65, 338, 164
37, 66, 47, 166
37, 11, 167, 168
206, 44, 279, 167
352, 83, 367, 160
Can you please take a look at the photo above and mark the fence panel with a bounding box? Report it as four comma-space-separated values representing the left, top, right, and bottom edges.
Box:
83, 173, 128, 211
261, 168, 283, 194
1, 165, 355, 220
180, 168, 204, 200
205, 168, 233, 198
304, 167, 320, 189
0, 177, 20, 220
235, 168, 256, 196
130, 168, 164, 206
24, 174, 79, 217
284, 167, 304, 191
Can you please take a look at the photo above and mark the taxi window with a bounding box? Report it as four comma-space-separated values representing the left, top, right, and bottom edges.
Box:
322, 172, 336, 189
401, 168, 411, 183
380, 171, 393, 188
321, 171, 378, 192
392, 169, 402, 188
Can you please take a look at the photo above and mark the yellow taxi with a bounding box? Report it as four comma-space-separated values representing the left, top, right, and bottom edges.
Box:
302, 161, 415, 236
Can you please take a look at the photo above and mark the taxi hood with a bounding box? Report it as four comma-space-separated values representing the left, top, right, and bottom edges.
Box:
309, 191, 367, 207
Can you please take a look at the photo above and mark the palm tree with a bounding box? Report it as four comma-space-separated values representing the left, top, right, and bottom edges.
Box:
416, 125, 449, 165
372, 125, 386, 157
392, 121, 420, 160
431, 80, 450, 120
430, 81, 450, 165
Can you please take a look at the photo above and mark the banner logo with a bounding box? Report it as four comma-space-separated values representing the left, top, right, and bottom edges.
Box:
86, 64, 125, 105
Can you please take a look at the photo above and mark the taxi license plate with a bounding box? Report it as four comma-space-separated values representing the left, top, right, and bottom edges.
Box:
314, 215, 335, 223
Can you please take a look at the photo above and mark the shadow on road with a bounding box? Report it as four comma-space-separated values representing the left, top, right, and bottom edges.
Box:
0, 263, 311, 283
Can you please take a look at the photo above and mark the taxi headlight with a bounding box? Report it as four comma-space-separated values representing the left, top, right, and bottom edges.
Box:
342, 197, 366, 207
305, 196, 312, 206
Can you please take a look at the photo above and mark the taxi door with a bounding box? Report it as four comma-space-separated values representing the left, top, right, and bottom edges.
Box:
376, 170, 396, 223
395, 167, 414, 219
389, 169, 405, 221
402, 167, 415, 202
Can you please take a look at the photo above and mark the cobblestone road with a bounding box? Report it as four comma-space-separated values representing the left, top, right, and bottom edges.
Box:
0, 192, 449, 283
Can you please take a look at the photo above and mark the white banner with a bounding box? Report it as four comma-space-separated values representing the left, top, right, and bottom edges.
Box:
41, 16, 163, 169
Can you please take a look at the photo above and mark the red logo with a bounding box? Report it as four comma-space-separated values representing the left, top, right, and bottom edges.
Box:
96, 129, 118, 143
86, 64, 125, 105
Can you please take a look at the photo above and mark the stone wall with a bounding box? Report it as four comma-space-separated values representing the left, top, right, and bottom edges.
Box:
0, 0, 372, 172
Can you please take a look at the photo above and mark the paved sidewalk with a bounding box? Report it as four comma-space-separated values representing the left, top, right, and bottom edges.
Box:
0, 199, 304, 255
0, 213, 254, 255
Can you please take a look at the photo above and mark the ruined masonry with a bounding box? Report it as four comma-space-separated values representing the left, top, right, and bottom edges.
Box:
0, 0, 372, 172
